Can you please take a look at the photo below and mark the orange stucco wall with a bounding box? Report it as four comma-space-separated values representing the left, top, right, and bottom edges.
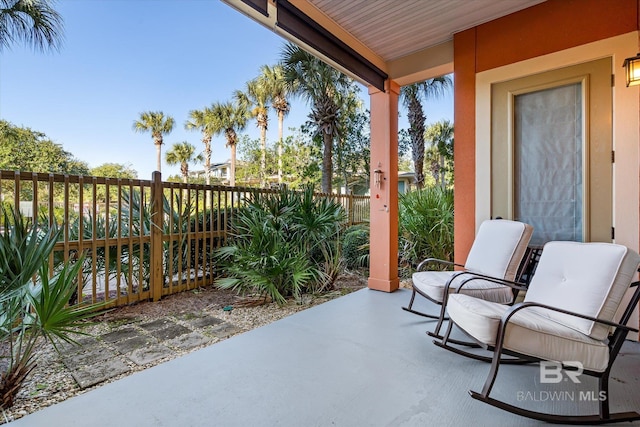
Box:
453, 0, 640, 264
453, 30, 477, 266
476, 0, 638, 73
367, 81, 400, 292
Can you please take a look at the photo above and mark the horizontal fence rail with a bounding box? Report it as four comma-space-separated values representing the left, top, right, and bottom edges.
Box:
0, 170, 370, 309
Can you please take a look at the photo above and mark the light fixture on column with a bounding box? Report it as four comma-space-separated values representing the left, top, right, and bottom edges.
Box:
623, 53, 640, 87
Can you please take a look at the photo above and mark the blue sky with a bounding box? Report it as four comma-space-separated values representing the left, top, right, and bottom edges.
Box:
0, 0, 453, 179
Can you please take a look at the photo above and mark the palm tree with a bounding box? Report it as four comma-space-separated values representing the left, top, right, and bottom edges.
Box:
165, 141, 202, 183
400, 76, 452, 189
425, 119, 454, 188
210, 101, 248, 186
258, 64, 290, 184
132, 111, 175, 174
280, 42, 349, 193
185, 106, 216, 185
234, 79, 272, 187
0, 0, 63, 52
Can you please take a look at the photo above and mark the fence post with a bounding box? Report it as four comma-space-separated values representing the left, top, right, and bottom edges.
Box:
150, 171, 164, 301
348, 193, 354, 226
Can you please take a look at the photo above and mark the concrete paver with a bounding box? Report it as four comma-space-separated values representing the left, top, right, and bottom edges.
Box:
60, 313, 233, 389
127, 344, 173, 365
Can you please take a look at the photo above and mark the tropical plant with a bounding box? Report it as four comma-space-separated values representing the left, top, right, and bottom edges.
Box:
185, 106, 216, 186
400, 76, 452, 189
234, 79, 272, 187
0, 206, 99, 408
334, 86, 369, 193
0, 0, 63, 52
398, 187, 454, 276
214, 186, 346, 304
342, 224, 369, 270
210, 101, 248, 186
280, 42, 350, 193
424, 119, 454, 189
132, 111, 175, 174
165, 141, 203, 183
258, 64, 291, 183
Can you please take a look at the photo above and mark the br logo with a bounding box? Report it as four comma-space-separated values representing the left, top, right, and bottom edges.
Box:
539, 361, 583, 384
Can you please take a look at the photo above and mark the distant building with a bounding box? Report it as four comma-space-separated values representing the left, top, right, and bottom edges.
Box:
189, 161, 232, 184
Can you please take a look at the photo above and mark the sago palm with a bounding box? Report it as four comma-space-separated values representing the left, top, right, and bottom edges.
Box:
165, 141, 202, 183
234, 79, 272, 187
0, 207, 101, 408
400, 76, 452, 189
132, 111, 175, 174
280, 42, 350, 193
0, 0, 63, 52
210, 101, 248, 186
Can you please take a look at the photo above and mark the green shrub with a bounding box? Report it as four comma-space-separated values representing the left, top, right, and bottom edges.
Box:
0, 207, 101, 408
342, 224, 369, 270
214, 186, 346, 304
398, 187, 454, 275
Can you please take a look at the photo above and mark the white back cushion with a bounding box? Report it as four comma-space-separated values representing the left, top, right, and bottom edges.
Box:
524, 241, 640, 340
465, 220, 533, 281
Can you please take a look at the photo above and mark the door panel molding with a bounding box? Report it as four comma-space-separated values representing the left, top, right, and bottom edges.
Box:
491, 57, 612, 243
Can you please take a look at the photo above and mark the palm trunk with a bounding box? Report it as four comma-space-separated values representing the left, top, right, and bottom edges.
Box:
278, 111, 284, 184
230, 144, 237, 187
155, 143, 162, 173
203, 136, 212, 186
439, 154, 446, 189
260, 125, 267, 187
407, 96, 425, 190
203, 136, 212, 207
322, 132, 333, 193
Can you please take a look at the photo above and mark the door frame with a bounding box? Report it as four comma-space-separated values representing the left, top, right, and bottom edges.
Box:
490, 58, 612, 244
473, 32, 640, 339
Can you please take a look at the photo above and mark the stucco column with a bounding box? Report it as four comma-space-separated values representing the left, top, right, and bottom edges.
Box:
367, 80, 400, 293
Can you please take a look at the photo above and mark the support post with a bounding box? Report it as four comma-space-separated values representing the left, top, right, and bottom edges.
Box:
367, 80, 400, 292
150, 171, 164, 301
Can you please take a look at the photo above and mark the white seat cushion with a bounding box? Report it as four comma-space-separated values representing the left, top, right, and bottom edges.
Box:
524, 242, 640, 340
465, 220, 533, 281
448, 294, 610, 372
412, 271, 514, 304
410, 219, 532, 305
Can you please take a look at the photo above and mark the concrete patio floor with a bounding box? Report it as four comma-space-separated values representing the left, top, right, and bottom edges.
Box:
9, 288, 640, 426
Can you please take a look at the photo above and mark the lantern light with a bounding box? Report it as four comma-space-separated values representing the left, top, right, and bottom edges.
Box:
623, 53, 640, 87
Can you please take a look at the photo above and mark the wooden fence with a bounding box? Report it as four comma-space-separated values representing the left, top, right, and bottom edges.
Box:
0, 170, 370, 309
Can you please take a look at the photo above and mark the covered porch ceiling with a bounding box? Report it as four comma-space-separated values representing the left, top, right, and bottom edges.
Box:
221, 0, 546, 88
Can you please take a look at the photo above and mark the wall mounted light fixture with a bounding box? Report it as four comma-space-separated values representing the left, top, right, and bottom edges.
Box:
623, 53, 640, 87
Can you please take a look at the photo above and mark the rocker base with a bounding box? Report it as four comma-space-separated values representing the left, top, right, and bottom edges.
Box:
469, 391, 640, 425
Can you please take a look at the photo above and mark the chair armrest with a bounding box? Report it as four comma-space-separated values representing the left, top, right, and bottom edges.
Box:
453, 272, 528, 293
502, 301, 640, 334
416, 258, 464, 272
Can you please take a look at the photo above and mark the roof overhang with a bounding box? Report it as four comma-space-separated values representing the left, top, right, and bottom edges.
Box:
221, 0, 546, 89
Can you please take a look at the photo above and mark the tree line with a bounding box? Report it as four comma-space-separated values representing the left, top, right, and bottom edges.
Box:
1, 0, 454, 194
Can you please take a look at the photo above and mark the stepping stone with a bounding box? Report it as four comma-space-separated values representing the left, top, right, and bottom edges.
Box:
58, 336, 101, 355
138, 319, 175, 332
111, 335, 159, 354
183, 315, 224, 329
148, 323, 191, 341
71, 358, 130, 389
61, 346, 115, 370
127, 344, 172, 366
209, 323, 241, 339
100, 327, 142, 343
166, 332, 212, 351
